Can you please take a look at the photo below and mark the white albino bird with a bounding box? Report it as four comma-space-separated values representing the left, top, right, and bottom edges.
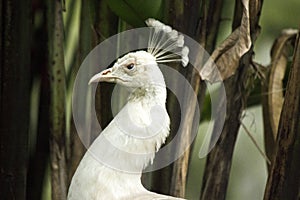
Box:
68, 19, 189, 200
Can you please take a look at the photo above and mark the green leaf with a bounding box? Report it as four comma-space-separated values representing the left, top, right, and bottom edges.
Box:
105, 0, 163, 27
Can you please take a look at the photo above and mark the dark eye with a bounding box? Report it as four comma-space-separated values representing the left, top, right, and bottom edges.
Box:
126, 64, 135, 70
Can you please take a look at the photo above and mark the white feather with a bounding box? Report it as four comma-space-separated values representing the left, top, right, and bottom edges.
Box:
68, 51, 186, 200
169, 30, 178, 39
177, 35, 184, 47
145, 18, 189, 67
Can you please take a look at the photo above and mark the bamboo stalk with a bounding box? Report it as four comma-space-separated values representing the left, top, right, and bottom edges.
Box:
47, 0, 67, 199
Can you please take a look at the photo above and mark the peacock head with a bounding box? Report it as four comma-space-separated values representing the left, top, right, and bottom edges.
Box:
88, 51, 165, 89
89, 18, 189, 90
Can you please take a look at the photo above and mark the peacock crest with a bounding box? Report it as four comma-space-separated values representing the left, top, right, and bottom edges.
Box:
145, 18, 189, 67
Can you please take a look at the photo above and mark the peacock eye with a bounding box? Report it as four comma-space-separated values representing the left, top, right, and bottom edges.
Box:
126, 63, 135, 70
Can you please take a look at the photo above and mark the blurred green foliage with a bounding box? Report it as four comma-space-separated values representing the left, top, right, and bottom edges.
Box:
105, 0, 163, 27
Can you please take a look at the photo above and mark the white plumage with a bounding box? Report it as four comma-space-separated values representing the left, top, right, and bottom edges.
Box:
68, 20, 188, 200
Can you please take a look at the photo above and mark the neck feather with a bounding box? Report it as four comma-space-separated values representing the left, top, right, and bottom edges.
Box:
90, 82, 170, 173
128, 83, 167, 105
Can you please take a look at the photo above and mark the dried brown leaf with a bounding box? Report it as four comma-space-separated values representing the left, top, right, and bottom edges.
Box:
263, 29, 300, 200
200, 0, 251, 83
267, 29, 298, 139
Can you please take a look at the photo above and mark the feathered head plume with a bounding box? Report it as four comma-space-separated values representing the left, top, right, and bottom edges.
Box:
145, 18, 189, 67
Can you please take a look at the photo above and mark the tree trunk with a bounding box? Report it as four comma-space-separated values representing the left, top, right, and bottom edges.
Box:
263, 30, 300, 200
47, 0, 68, 199
169, 0, 224, 197
200, 0, 263, 199
261, 30, 297, 172
0, 0, 31, 199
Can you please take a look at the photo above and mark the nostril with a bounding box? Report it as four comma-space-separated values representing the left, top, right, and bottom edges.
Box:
102, 70, 111, 75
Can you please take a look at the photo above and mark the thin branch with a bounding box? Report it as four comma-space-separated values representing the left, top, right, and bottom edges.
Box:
240, 121, 271, 165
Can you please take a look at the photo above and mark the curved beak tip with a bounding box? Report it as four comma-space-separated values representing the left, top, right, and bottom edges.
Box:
88, 68, 113, 85
88, 74, 101, 85
88, 80, 94, 85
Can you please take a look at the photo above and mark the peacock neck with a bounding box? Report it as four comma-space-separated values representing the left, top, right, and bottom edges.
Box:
89, 83, 170, 175
89, 77, 169, 186
128, 83, 167, 106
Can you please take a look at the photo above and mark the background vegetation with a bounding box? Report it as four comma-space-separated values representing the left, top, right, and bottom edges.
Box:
0, 0, 299, 200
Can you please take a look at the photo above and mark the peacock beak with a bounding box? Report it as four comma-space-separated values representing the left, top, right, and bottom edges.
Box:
88, 68, 115, 85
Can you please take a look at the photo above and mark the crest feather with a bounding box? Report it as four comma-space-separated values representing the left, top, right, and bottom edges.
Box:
145, 18, 189, 67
